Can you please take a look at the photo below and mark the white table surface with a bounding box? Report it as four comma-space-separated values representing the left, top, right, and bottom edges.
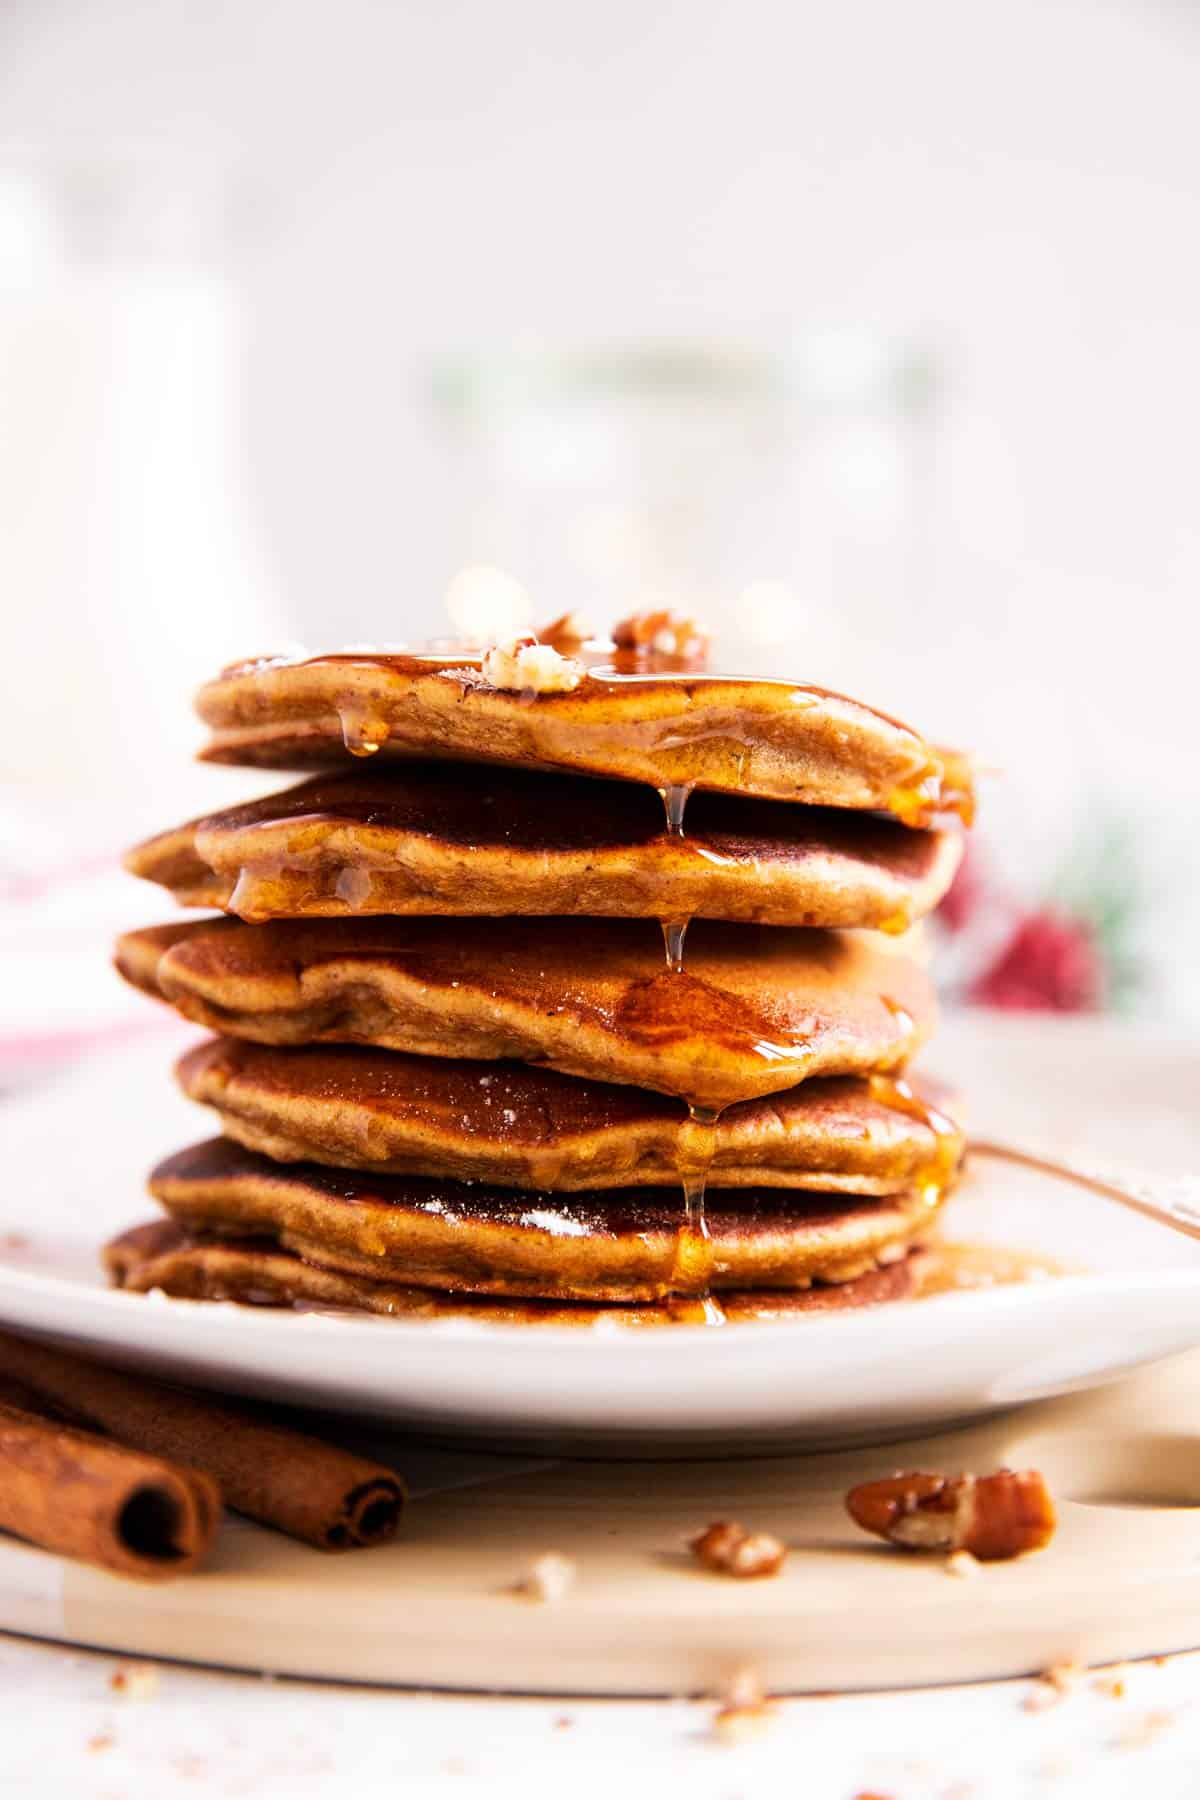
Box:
2, 1631, 1198, 1799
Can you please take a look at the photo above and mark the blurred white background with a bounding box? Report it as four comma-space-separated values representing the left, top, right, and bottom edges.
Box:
1, 0, 1198, 1033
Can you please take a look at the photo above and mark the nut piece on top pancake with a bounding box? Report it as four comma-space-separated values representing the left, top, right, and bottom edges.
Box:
195, 646, 973, 827
116, 917, 937, 1112
610, 608, 711, 670
123, 766, 963, 931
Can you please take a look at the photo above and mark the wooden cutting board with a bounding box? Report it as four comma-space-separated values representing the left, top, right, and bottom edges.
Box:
5, 1350, 1200, 1695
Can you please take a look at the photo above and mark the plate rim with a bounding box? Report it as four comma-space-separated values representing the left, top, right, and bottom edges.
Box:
3, 1257, 1200, 1355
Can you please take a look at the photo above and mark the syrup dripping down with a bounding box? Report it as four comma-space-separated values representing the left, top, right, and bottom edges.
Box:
868, 1073, 963, 1188
880, 995, 916, 1057
655, 782, 719, 1307
665, 1291, 728, 1326
661, 919, 690, 973
226, 867, 258, 920
657, 783, 694, 972
659, 782, 693, 837
338, 700, 391, 758
672, 1101, 722, 1302
226, 857, 289, 923
655, 783, 731, 1311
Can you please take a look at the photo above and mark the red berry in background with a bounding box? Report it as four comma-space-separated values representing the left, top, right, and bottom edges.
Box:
937, 841, 988, 935
969, 908, 1103, 1012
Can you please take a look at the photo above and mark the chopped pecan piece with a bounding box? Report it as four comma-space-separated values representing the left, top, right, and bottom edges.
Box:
710, 1665, 776, 1743
109, 1662, 160, 1701
611, 608, 711, 667
537, 611, 595, 652
689, 1519, 787, 1579
845, 1469, 1056, 1561
1023, 1660, 1084, 1711
711, 1707, 772, 1745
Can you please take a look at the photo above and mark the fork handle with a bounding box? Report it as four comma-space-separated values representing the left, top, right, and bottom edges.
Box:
970, 1140, 1200, 1245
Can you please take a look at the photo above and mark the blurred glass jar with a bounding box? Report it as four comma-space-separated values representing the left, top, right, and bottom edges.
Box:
0, 156, 280, 833
430, 336, 939, 691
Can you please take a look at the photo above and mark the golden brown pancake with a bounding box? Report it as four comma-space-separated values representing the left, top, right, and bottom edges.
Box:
196, 651, 973, 827
106, 1213, 932, 1315
120, 918, 936, 1111
123, 767, 963, 931
174, 1040, 964, 1194
143, 1136, 945, 1299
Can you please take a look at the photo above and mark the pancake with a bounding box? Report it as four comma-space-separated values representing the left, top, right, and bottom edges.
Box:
123, 766, 963, 931
196, 650, 973, 827
119, 918, 937, 1111
174, 1041, 964, 1193
144, 1137, 945, 1299
106, 1220, 928, 1322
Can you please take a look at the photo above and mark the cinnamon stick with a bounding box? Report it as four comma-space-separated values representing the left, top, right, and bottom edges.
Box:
0, 1398, 219, 1580
0, 1333, 404, 1550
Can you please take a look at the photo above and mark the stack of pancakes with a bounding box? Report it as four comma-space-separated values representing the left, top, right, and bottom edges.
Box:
109, 631, 973, 1326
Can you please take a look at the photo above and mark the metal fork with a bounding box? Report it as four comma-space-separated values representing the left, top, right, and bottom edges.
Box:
971, 1141, 1200, 1243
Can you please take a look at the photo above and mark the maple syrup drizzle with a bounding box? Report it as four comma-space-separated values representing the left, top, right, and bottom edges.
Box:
655, 783, 696, 975
917, 1241, 1068, 1297
226, 867, 258, 920
334, 865, 375, 911
671, 1100, 723, 1299
654, 782, 721, 1302
659, 783, 693, 837
226, 857, 289, 923
881, 995, 916, 1045
885, 771, 945, 831
868, 1073, 964, 1187
665, 1291, 728, 1326
661, 918, 690, 973
338, 700, 391, 758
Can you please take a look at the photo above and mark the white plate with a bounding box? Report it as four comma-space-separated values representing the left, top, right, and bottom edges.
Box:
1, 1013, 1198, 1452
